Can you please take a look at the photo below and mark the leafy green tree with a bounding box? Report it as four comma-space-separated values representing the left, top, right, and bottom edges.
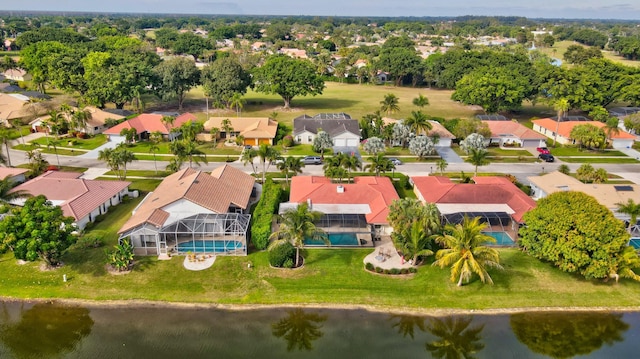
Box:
557, 164, 570, 175
436, 159, 448, 175
433, 216, 502, 286
119, 127, 137, 145
271, 309, 327, 352
563, 44, 603, 64
201, 57, 252, 109
511, 312, 628, 359
408, 135, 435, 159
519, 191, 633, 280
387, 198, 441, 263
466, 148, 490, 176
312, 131, 333, 156
380, 93, 400, 115
252, 55, 325, 108
377, 36, 424, 86
450, 118, 491, 140
107, 238, 134, 272
172, 32, 212, 61
363, 137, 386, 155
19, 41, 69, 93
616, 199, 640, 233
570, 123, 606, 150
154, 57, 201, 110
0, 195, 76, 266
575, 163, 595, 183
426, 316, 485, 359
623, 113, 640, 134
364, 153, 394, 177
277, 156, 304, 185
269, 202, 327, 267
265, 22, 291, 41
179, 120, 204, 142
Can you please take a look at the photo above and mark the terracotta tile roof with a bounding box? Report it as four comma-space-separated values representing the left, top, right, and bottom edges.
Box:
532, 118, 636, 140
0, 93, 28, 121
104, 113, 197, 135
483, 120, 546, 140
288, 176, 399, 224
411, 176, 536, 222
203, 117, 278, 140
84, 106, 125, 127
118, 165, 255, 233
10, 171, 131, 222
0, 167, 28, 179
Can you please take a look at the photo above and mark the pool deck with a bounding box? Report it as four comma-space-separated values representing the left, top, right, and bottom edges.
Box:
363, 237, 414, 270
183, 255, 216, 271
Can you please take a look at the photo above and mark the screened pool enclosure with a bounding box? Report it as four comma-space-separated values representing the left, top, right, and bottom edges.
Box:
120, 213, 251, 256
442, 211, 519, 246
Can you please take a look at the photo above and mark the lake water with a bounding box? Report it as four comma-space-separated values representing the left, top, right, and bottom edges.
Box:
0, 301, 639, 359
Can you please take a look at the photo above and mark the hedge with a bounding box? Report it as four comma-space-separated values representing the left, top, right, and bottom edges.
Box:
250, 179, 282, 250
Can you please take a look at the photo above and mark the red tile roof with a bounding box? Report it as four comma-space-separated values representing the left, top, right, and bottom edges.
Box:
119, 165, 255, 233
0, 167, 28, 179
483, 120, 546, 140
289, 176, 399, 224
10, 171, 130, 222
532, 118, 636, 140
104, 113, 197, 136
411, 176, 536, 222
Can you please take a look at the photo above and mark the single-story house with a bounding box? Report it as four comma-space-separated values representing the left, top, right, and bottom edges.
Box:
29, 106, 125, 135
10, 171, 131, 230
103, 112, 197, 142
412, 176, 537, 243
532, 118, 636, 149
0, 167, 28, 184
383, 118, 455, 147
280, 176, 400, 243
202, 117, 278, 146
0, 93, 28, 126
278, 48, 308, 59
2, 69, 32, 82
482, 120, 547, 148
527, 171, 640, 219
293, 113, 360, 147
118, 165, 257, 256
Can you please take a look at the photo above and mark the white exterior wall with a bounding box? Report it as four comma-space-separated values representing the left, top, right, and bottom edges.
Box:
612, 139, 634, 149
295, 130, 316, 144
528, 183, 548, 200
532, 124, 570, 145
435, 138, 452, 147
332, 132, 360, 147
162, 199, 216, 225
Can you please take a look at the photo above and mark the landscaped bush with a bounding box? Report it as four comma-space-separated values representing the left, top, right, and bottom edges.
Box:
409, 267, 417, 273
250, 179, 283, 250
269, 242, 295, 267
282, 135, 294, 148
375, 266, 383, 273
390, 268, 400, 275
365, 262, 374, 271
400, 268, 409, 274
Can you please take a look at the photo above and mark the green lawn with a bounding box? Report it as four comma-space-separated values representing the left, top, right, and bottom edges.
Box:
536, 40, 640, 68
104, 170, 171, 177
558, 157, 639, 164
13, 143, 84, 156
30, 134, 107, 150
550, 147, 627, 157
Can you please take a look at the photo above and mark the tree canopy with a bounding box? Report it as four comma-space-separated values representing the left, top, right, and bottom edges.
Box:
153, 57, 201, 110
201, 57, 252, 109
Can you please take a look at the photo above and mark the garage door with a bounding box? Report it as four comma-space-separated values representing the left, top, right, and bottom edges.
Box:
109, 135, 126, 144
346, 138, 359, 146
258, 138, 271, 145
333, 138, 346, 146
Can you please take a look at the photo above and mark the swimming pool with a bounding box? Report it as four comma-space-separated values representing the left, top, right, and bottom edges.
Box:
304, 233, 360, 246
176, 241, 244, 253
630, 238, 640, 249
483, 232, 516, 246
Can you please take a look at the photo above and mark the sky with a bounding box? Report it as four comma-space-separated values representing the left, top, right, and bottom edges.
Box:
4, 0, 640, 20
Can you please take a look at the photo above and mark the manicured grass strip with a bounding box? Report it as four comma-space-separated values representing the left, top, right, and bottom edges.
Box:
558, 157, 639, 164
30, 134, 107, 150
550, 147, 627, 157
104, 170, 171, 177
13, 144, 85, 156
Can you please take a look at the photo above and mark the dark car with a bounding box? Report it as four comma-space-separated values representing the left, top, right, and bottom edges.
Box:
536, 147, 550, 154
387, 157, 403, 165
538, 154, 555, 162
302, 156, 323, 165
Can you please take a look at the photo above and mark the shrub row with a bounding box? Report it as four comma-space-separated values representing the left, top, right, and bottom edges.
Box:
250, 179, 282, 250
269, 242, 296, 267
365, 262, 417, 275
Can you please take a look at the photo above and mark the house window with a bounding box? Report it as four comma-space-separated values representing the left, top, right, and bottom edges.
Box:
296, 136, 301, 142
308, 136, 312, 142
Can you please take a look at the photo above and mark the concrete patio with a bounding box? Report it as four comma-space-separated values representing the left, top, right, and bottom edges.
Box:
363, 237, 415, 270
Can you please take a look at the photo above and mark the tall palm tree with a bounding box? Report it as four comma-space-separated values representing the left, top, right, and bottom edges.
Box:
0, 127, 12, 167
114, 143, 136, 180
401, 220, 435, 264
405, 110, 433, 135
229, 92, 245, 117
209, 127, 220, 147
466, 148, 489, 176
380, 93, 400, 115
10, 119, 26, 145
616, 199, 640, 233
341, 154, 361, 183
257, 144, 280, 184
269, 202, 327, 267
364, 153, 394, 177
71, 108, 92, 134
241, 147, 258, 176
148, 139, 160, 175
436, 159, 448, 175
553, 98, 570, 147
433, 216, 503, 286
425, 316, 485, 359
0, 177, 31, 204
605, 117, 621, 144
278, 156, 304, 185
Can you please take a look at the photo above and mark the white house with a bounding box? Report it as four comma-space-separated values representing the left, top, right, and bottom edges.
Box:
293, 113, 361, 147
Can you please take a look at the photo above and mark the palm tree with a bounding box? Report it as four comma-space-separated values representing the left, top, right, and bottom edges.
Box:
605, 117, 621, 144
466, 148, 489, 176
71, 108, 92, 134
278, 156, 304, 185
364, 153, 394, 177
609, 246, 640, 283
269, 202, 327, 267
10, 119, 26, 145
148, 139, 160, 175
616, 199, 640, 233
114, 143, 135, 180
209, 127, 220, 147
271, 309, 327, 352
380, 93, 400, 115
229, 92, 245, 117
436, 159, 448, 175
557, 164, 570, 175
257, 144, 280, 184
405, 110, 433, 135
341, 154, 361, 183
221, 119, 234, 141
433, 216, 502, 286
241, 147, 258, 176
0, 177, 31, 204
593, 168, 608, 184
161, 116, 176, 139
553, 98, 570, 147
402, 221, 435, 264
425, 316, 485, 359
412, 93, 430, 108
26, 148, 49, 177
0, 127, 12, 167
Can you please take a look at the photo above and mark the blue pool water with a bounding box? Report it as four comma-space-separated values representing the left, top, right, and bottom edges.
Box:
484, 232, 516, 246
304, 232, 359, 246
630, 238, 640, 249
176, 241, 244, 253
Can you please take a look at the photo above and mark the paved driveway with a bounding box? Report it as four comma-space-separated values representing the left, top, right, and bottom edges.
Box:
80, 136, 125, 159
435, 146, 463, 163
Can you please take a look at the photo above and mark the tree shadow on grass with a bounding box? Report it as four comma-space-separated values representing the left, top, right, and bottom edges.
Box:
130, 256, 159, 273
302, 249, 335, 266
62, 247, 107, 278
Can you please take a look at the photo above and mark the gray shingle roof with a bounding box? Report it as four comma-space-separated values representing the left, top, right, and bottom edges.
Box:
293, 113, 360, 137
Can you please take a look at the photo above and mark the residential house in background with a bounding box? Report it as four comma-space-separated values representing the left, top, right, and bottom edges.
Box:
118, 165, 257, 256
202, 117, 278, 146
280, 176, 400, 244
384, 117, 455, 147
0, 167, 28, 184
29, 106, 125, 135
2, 68, 31, 82
0, 93, 29, 126
412, 176, 536, 244
532, 118, 636, 149
293, 113, 360, 147
482, 120, 547, 148
10, 171, 131, 230
103, 112, 197, 142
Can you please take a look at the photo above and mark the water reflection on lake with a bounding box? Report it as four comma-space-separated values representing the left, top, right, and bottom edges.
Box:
0, 301, 639, 359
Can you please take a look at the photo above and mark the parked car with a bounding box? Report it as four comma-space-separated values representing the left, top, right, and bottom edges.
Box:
302, 156, 323, 165
538, 154, 555, 162
387, 157, 403, 165
536, 147, 550, 154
